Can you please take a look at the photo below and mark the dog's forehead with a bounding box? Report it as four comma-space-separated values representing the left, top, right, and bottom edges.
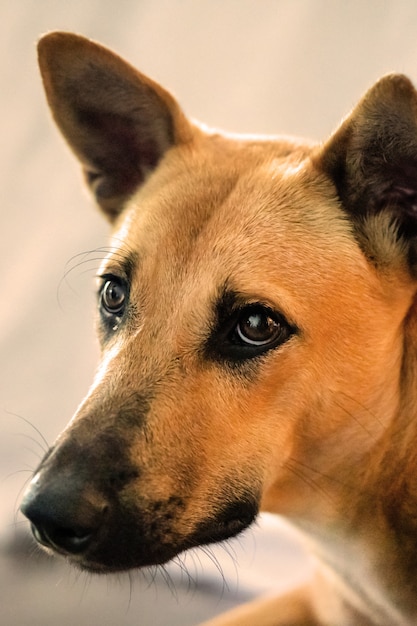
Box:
101, 151, 375, 345
109, 141, 356, 291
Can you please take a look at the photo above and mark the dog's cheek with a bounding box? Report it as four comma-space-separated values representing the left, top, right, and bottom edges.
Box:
124, 382, 268, 519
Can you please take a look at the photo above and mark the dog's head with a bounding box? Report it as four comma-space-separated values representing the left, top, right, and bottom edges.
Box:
21, 33, 417, 573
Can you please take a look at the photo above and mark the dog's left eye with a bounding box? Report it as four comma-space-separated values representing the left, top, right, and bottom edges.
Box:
231, 305, 293, 352
212, 303, 296, 362
234, 308, 282, 346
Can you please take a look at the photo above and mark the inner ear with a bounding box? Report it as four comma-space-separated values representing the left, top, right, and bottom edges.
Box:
38, 32, 193, 221
314, 74, 417, 269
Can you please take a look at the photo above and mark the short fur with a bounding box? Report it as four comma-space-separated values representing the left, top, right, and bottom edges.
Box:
21, 33, 417, 625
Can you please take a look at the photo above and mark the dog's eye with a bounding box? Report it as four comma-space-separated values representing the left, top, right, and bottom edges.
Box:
100, 278, 127, 317
212, 303, 296, 362
206, 292, 298, 365
234, 308, 282, 346
231, 306, 290, 350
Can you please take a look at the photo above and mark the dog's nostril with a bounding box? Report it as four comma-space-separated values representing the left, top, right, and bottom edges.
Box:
21, 481, 106, 557
31, 520, 93, 554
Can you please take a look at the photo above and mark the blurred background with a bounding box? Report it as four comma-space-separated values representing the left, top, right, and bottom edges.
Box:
1, 1, 417, 624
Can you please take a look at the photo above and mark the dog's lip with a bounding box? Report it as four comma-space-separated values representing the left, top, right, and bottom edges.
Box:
185, 497, 259, 549
70, 541, 182, 573
190, 514, 255, 547
64, 512, 257, 574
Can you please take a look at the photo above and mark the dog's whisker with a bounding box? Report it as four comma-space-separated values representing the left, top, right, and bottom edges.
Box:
158, 563, 179, 602
172, 553, 197, 593
19, 444, 43, 462
333, 400, 376, 440
288, 457, 356, 492
57, 247, 132, 308
61, 256, 110, 281
12, 433, 46, 459
125, 570, 134, 613
2, 468, 33, 483
142, 565, 159, 591
284, 459, 337, 505
78, 570, 93, 605
7, 519, 29, 530
219, 535, 241, 567
62, 248, 103, 269
62, 246, 128, 271
218, 541, 242, 590
336, 391, 385, 431
198, 545, 230, 594
185, 553, 202, 592
182, 547, 204, 586
221, 538, 244, 590
5, 410, 50, 451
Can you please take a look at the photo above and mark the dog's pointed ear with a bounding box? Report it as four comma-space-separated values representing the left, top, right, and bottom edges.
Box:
37, 32, 193, 221
314, 74, 417, 274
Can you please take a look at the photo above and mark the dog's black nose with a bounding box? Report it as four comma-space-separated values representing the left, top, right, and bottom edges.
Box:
21, 477, 105, 556
30, 519, 93, 554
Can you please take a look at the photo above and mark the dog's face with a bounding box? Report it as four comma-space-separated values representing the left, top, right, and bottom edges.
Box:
22, 33, 417, 573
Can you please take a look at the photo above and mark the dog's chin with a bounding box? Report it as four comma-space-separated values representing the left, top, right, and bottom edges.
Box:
64, 498, 259, 574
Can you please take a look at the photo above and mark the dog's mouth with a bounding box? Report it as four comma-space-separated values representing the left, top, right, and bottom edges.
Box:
21, 472, 259, 573
80, 507, 257, 574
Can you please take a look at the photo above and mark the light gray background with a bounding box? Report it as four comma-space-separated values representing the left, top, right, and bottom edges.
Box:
1, 1, 417, 624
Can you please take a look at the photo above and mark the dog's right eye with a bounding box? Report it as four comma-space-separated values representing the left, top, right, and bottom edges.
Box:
99, 276, 128, 323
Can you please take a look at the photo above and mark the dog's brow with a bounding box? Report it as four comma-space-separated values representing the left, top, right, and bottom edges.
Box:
214, 285, 250, 317
105, 250, 137, 282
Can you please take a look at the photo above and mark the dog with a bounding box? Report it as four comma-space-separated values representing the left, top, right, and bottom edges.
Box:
21, 31, 417, 625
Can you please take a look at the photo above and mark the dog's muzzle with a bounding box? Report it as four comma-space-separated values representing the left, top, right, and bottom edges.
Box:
20, 440, 259, 572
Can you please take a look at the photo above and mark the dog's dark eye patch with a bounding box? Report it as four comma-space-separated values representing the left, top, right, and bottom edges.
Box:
205, 288, 297, 366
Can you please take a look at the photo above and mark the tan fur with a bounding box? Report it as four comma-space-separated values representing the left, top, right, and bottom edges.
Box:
21, 33, 417, 625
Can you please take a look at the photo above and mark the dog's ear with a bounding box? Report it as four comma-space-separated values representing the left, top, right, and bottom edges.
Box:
37, 32, 193, 221
315, 74, 417, 274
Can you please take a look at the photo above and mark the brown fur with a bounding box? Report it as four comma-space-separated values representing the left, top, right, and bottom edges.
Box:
21, 32, 417, 625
